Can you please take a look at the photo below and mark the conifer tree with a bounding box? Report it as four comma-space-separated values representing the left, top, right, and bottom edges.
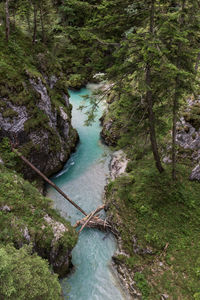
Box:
5, 0, 10, 41
158, 0, 200, 179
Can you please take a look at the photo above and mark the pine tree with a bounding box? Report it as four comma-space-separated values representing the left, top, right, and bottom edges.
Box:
158, 0, 200, 179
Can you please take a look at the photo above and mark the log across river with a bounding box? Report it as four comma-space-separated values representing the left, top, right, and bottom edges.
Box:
47, 86, 127, 300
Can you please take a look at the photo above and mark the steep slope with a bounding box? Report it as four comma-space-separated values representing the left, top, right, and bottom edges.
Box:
0, 164, 78, 277
0, 24, 78, 180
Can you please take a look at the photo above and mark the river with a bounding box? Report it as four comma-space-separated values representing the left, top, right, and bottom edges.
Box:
47, 86, 126, 300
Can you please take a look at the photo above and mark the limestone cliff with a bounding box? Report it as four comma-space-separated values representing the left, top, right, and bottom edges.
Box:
0, 71, 78, 180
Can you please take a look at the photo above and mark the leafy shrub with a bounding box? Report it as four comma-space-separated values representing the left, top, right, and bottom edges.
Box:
0, 244, 62, 300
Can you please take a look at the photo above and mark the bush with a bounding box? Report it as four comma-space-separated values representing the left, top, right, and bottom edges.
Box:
0, 244, 62, 300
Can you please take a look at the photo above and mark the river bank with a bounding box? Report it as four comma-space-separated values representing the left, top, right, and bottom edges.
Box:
105, 150, 200, 299
106, 151, 141, 299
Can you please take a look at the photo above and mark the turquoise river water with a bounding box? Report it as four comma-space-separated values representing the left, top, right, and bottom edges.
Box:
47, 87, 127, 300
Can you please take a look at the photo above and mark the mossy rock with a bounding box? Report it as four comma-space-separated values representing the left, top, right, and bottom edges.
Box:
0, 165, 78, 277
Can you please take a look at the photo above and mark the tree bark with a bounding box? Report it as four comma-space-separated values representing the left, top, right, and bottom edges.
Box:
172, 79, 178, 180
146, 64, 164, 173
32, 4, 37, 44
195, 52, 200, 73
146, 0, 164, 173
12, 148, 87, 217
39, 5, 45, 43
26, 12, 31, 33
5, 0, 10, 42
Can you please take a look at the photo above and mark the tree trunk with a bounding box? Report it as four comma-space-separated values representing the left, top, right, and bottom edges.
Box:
32, 4, 37, 44
39, 5, 45, 43
12, 9, 16, 29
5, 0, 10, 42
145, 0, 164, 173
172, 79, 178, 180
195, 52, 200, 73
146, 63, 164, 173
26, 12, 31, 33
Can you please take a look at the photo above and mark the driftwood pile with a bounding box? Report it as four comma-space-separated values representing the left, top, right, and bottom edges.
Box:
74, 205, 113, 233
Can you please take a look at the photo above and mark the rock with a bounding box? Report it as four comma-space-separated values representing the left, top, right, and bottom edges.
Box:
0, 100, 28, 141
42, 214, 73, 277
133, 235, 154, 256
100, 115, 118, 146
93, 73, 105, 80
63, 93, 70, 107
167, 99, 200, 179
44, 214, 68, 244
0, 205, 11, 212
0, 167, 78, 278
0, 74, 78, 180
163, 156, 172, 164
110, 150, 128, 180
59, 106, 68, 121
29, 77, 56, 128
190, 165, 200, 181
49, 75, 58, 89
161, 294, 169, 300
22, 227, 31, 242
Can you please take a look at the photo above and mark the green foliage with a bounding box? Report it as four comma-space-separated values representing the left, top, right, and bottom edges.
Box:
134, 272, 150, 300
183, 103, 200, 130
0, 138, 18, 168
106, 155, 200, 298
2, 108, 18, 118
67, 73, 84, 89
0, 244, 62, 300
0, 164, 78, 262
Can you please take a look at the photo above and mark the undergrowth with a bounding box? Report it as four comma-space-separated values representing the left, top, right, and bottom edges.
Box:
106, 156, 200, 299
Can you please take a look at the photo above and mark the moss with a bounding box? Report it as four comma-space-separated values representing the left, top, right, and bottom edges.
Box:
2, 108, 18, 118
24, 109, 50, 133
54, 78, 69, 95
67, 73, 86, 89
0, 164, 78, 274
183, 104, 200, 130
48, 127, 62, 153
0, 138, 18, 168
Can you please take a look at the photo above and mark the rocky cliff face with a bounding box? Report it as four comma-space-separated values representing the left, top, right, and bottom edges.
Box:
176, 98, 200, 181
0, 73, 78, 180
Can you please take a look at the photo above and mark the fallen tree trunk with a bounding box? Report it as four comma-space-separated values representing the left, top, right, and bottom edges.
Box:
12, 147, 117, 235
12, 147, 87, 216
74, 206, 117, 235
78, 205, 105, 233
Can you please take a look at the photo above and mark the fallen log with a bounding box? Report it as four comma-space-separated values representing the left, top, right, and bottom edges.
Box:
75, 217, 113, 232
78, 205, 105, 233
74, 204, 115, 234
12, 147, 87, 216
11, 146, 117, 235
